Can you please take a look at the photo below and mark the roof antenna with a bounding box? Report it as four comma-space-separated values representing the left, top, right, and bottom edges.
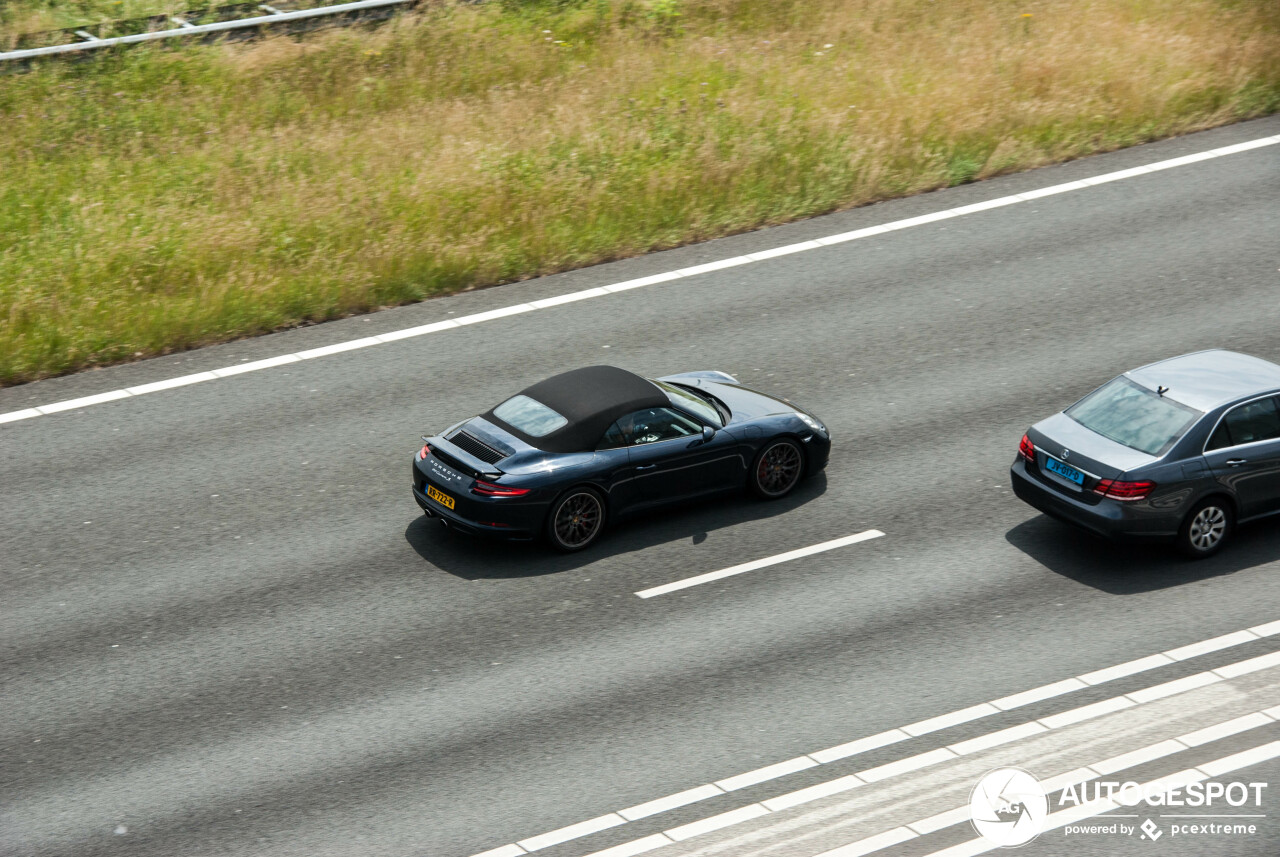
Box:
1157, 385, 1169, 397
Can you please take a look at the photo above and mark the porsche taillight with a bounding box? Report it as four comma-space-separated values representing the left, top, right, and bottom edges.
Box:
472, 480, 530, 498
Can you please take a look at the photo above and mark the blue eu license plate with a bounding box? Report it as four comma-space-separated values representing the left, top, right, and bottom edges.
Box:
1045, 456, 1084, 485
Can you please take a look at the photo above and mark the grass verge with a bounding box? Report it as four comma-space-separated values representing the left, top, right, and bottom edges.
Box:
2, 0, 1278, 385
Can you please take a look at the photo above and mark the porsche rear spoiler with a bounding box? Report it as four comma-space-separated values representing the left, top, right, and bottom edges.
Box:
425, 434, 504, 479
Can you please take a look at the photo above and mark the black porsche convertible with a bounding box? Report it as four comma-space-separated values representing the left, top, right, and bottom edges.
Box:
411, 365, 831, 551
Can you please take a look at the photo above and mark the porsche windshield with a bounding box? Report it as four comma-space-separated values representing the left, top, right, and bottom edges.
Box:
652, 380, 724, 427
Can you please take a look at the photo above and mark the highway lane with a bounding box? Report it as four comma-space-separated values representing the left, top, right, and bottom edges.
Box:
2, 114, 1279, 857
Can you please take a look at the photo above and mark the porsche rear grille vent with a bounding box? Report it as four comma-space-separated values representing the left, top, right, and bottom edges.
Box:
448, 431, 507, 464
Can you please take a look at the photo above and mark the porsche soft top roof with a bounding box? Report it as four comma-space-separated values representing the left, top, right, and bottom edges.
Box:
485, 365, 667, 452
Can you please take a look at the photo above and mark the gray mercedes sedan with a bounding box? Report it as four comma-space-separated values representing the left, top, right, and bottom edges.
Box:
1011, 350, 1280, 558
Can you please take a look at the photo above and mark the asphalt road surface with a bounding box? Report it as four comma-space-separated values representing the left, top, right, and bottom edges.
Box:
3, 114, 1279, 857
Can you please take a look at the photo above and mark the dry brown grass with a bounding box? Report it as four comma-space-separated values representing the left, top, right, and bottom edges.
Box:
1, 0, 1278, 383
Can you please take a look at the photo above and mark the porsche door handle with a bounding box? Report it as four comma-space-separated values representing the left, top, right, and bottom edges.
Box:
635, 464, 657, 471
1226, 459, 1248, 467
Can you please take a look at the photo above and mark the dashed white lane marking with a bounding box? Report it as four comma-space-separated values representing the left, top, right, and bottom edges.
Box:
1038, 695, 1135, 730
5, 134, 1278, 427
1215, 649, 1280, 678
810, 730, 909, 765
859, 748, 958, 783
716, 757, 819, 792
948, 721, 1047, 756
472, 846, 527, 857
469, 620, 1280, 857
1077, 653, 1173, 685
635, 530, 885, 598
1089, 739, 1187, 776
619, 785, 725, 822
665, 804, 769, 841
585, 834, 672, 857
517, 814, 626, 852
1165, 630, 1258, 661
815, 827, 916, 857
991, 678, 1088, 711
1179, 713, 1273, 748
1127, 671, 1222, 704
1199, 740, 1280, 777
763, 775, 865, 812
903, 704, 1000, 738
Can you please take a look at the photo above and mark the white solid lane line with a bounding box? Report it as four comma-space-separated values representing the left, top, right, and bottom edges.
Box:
467, 622, 1280, 857
634, 530, 885, 598
7, 133, 1279, 426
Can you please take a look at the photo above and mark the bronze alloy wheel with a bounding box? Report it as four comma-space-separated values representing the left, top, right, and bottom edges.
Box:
752, 439, 804, 499
548, 489, 605, 551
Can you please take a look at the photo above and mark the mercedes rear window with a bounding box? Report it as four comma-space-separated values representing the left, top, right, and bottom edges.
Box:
1066, 376, 1202, 457
492, 395, 568, 437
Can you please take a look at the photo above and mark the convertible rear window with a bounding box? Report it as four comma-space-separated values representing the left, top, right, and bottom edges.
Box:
491, 395, 568, 437
1066, 376, 1202, 457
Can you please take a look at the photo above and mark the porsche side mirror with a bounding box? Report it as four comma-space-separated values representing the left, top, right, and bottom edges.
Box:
701, 425, 716, 443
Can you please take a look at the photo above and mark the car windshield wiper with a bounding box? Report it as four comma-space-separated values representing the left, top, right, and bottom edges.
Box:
684, 384, 731, 425
708, 393, 731, 425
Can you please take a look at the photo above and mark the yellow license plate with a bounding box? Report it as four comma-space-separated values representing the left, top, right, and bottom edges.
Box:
426, 484, 455, 510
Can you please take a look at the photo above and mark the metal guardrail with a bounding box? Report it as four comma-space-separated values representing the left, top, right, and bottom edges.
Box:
0, 0, 418, 63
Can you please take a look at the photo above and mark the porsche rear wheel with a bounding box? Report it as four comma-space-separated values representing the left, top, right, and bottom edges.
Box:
750, 439, 804, 499
546, 488, 606, 552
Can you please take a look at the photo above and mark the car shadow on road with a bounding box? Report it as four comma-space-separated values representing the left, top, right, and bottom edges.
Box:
405, 473, 828, 579
1005, 514, 1280, 594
